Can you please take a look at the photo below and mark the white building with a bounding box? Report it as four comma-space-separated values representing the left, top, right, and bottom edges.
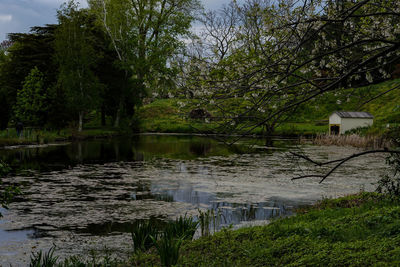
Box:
329, 111, 374, 135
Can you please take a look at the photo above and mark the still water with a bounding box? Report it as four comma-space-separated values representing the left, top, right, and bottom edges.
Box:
0, 135, 387, 264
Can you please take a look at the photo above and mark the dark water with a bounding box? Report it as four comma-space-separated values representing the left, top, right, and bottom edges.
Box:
0, 135, 386, 264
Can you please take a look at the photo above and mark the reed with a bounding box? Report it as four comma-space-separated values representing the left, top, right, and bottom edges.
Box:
131, 220, 160, 252
304, 134, 391, 149
198, 209, 221, 237
151, 233, 183, 267
165, 214, 199, 240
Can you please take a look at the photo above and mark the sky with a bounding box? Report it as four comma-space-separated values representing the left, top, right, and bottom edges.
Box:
0, 0, 236, 41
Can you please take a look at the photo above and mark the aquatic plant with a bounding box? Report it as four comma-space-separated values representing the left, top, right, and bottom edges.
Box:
198, 209, 219, 237
309, 133, 391, 149
165, 214, 199, 240
151, 233, 183, 267
29, 247, 58, 267
131, 220, 159, 252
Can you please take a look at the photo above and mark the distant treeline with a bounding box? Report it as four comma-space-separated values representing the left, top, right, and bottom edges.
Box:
0, 0, 200, 131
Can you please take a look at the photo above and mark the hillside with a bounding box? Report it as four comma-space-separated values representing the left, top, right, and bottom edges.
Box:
137, 78, 400, 135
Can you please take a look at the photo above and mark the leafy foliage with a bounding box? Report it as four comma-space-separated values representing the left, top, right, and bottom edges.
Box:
176, 193, 400, 266
376, 126, 400, 196
55, 1, 101, 131
14, 67, 48, 126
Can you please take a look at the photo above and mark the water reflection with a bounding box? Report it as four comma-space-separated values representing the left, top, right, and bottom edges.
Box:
0, 135, 262, 172
0, 135, 386, 264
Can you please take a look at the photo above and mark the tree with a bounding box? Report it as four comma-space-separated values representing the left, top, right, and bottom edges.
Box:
0, 25, 59, 129
13, 67, 48, 126
55, 1, 101, 132
0, 41, 12, 129
190, 0, 400, 143
88, 0, 202, 126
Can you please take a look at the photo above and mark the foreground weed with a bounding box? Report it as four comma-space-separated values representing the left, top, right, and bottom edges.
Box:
30, 247, 58, 267
131, 220, 159, 252
165, 214, 198, 240
151, 233, 183, 267
198, 209, 220, 237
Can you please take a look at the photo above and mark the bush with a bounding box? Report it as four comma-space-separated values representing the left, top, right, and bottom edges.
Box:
376, 126, 400, 197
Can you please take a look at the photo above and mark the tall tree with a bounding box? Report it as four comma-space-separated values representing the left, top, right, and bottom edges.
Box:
14, 67, 48, 126
88, 0, 201, 126
55, 1, 101, 132
0, 26, 57, 129
191, 0, 400, 142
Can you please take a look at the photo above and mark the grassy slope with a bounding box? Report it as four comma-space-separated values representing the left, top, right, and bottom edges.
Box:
136, 99, 328, 135
134, 193, 400, 266
137, 79, 400, 135
137, 99, 217, 133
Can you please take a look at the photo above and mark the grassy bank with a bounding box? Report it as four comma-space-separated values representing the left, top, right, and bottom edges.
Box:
130, 192, 400, 266
28, 192, 400, 266
0, 126, 122, 147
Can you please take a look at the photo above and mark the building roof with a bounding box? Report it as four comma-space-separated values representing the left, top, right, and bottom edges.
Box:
332, 111, 374, 119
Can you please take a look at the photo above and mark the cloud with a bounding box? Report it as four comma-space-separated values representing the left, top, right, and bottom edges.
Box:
0, 14, 12, 22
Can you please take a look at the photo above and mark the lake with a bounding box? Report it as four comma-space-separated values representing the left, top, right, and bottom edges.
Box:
0, 134, 387, 264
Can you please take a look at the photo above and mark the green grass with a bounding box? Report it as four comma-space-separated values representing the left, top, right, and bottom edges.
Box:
26, 193, 400, 266
293, 78, 400, 135
136, 99, 217, 133
131, 192, 400, 266
137, 79, 400, 136
275, 122, 328, 136
137, 99, 329, 135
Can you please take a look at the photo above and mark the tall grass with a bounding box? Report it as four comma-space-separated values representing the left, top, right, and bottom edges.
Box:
305, 133, 391, 148
198, 209, 220, 237
130, 215, 199, 266
165, 214, 199, 240
131, 220, 160, 252
151, 233, 183, 267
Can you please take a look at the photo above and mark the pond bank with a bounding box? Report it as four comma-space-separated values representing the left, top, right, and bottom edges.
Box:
0, 127, 122, 148
0, 136, 387, 265
26, 192, 400, 266
301, 133, 391, 149
135, 192, 400, 266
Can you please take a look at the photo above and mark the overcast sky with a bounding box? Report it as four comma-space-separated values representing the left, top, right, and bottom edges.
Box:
0, 0, 237, 41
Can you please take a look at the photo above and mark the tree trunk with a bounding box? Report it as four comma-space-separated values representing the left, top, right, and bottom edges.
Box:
264, 124, 274, 147
101, 104, 106, 126
78, 111, 83, 132
114, 97, 123, 128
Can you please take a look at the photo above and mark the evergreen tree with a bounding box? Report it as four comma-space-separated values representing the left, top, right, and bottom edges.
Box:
14, 67, 48, 126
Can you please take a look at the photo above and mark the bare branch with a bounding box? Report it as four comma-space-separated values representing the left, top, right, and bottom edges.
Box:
292, 150, 400, 183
